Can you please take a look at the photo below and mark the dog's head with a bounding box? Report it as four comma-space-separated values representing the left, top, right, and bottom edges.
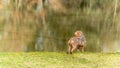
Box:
74, 30, 83, 37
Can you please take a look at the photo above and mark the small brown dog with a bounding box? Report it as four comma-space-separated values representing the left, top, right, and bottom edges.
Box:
67, 30, 86, 54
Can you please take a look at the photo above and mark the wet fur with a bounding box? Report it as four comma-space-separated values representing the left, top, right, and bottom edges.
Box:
67, 31, 86, 54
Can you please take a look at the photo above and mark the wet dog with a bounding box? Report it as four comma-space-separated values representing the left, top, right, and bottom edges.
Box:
67, 30, 86, 54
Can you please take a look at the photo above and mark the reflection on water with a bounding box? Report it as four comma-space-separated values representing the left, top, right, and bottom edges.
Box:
0, 0, 120, 52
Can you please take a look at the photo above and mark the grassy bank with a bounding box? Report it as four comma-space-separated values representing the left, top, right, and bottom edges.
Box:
0, 52, 120, 68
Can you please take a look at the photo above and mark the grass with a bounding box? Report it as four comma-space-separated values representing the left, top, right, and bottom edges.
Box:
0, 52, 120, 68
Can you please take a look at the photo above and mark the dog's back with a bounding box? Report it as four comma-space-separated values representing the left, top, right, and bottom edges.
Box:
68, 35, 86, 46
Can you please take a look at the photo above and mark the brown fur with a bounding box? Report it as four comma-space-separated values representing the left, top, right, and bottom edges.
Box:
67, 30, 86, 54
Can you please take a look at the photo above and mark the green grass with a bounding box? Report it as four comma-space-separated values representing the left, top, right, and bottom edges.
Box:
0, 52, 120, 68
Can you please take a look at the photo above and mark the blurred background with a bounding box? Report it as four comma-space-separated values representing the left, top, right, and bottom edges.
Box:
0, 0, 120, 52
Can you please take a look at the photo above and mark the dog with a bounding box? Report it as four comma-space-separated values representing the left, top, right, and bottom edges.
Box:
67, 30, 86, 54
